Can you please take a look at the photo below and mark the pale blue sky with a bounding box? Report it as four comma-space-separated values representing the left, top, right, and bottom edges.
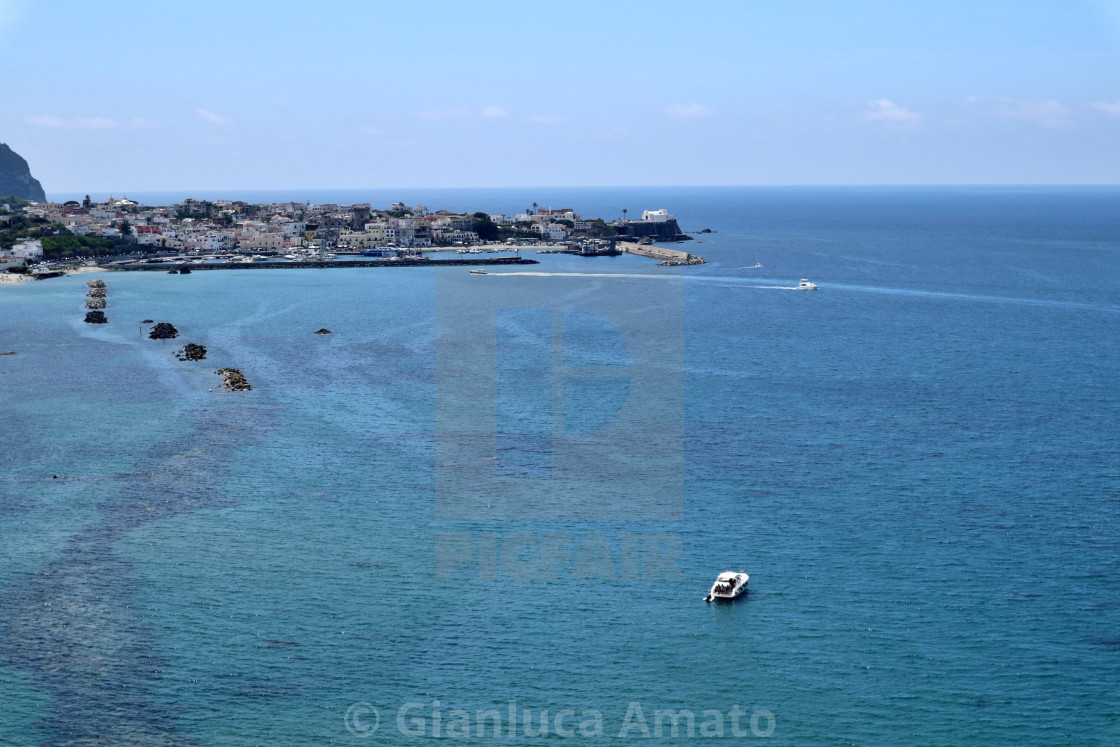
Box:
3, 0, 1119, 191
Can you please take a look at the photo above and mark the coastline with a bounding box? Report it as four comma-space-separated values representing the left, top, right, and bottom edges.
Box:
0, 265, 105, 287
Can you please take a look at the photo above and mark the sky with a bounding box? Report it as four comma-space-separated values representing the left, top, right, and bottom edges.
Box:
2, 0, 1120, 192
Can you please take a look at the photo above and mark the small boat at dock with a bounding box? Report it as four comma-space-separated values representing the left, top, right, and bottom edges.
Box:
705, 571, 749, 602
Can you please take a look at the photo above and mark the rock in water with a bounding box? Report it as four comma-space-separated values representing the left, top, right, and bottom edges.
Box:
314, 328, 332, 335
87, 287, 107, 297
84, 311, 108, 324
85, 298, 106, 309
214, 368, 251, 391
0, 143, 46, 202
148, 322, 179, 340
174, 343, 207, 361
87, 279, 106, 288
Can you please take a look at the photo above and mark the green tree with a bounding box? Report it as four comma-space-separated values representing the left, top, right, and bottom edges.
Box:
472, 217, 499, 242
40, 234, 120, 260
118, 219, 133, 236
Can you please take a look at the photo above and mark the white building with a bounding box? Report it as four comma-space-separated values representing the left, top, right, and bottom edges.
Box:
239, 234, 285, 252
339, 229, 388, 249
641, 209, 673, 223
6, 239, 43, 259
537, 223, 568, 241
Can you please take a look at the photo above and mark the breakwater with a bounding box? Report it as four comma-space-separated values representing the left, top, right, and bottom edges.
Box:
617, 241, 706, 266
111, 256, 538, 271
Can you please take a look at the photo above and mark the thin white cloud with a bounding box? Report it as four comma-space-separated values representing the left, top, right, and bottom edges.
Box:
864, 99, 923, 125
965, 96, 1072, 128
1088, 99, 1120, 116
25, 115, 67, 128
25, 115, 153, 129
664, 103, 717, 119
418, 107, 509, 121
197, 108, 234, 125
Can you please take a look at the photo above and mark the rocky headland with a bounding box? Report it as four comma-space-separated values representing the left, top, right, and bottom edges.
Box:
0, 143, 46, 202
615, 218, 692, 243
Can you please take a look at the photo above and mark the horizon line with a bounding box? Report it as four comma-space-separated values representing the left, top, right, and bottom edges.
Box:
45, 183, 1120, 197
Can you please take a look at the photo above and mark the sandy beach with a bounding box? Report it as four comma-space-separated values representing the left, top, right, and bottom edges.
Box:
0, 265, 105, 286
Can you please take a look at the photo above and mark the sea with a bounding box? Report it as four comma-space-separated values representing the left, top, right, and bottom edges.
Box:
1, 186, 1118, 745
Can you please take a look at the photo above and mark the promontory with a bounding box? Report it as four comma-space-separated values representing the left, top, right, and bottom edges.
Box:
0, 143, 46, 202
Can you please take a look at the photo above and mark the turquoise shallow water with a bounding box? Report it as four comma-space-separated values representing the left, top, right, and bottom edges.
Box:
2, 187, 1119, 744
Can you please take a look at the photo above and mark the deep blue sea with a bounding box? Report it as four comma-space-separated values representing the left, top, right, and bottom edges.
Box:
2, 187, 1119, 745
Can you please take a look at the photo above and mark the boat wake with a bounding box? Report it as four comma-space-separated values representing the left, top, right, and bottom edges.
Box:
824, 282, 1120, 313
491, 272, 803, 289
486, 272, 1120, 312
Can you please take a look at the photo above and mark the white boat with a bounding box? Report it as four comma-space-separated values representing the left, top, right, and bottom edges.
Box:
796, 278, 818, 291
704, 571, 749, 602
469, 269, 488, 275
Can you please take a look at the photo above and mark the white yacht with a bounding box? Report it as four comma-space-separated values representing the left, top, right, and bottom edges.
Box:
468, 268, 488, 275
704, 571, 749, 602
796, 279, 819, 291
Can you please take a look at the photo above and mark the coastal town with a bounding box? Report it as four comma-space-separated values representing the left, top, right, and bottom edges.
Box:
1, 195, 704, 277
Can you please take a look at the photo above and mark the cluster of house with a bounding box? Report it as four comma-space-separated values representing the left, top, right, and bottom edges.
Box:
8, 197, 667, 257
0, 237, 44, 264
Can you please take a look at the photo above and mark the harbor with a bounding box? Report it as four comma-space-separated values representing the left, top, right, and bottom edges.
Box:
110, 256, 538, 271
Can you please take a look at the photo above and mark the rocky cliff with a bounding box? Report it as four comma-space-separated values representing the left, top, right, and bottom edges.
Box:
616, 218, 692, 242
0, 143, 46, 202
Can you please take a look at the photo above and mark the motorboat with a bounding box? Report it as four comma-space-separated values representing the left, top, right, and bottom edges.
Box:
468, 269, 488, 275
704, 571, 749, 602
796, 278, 818, 291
